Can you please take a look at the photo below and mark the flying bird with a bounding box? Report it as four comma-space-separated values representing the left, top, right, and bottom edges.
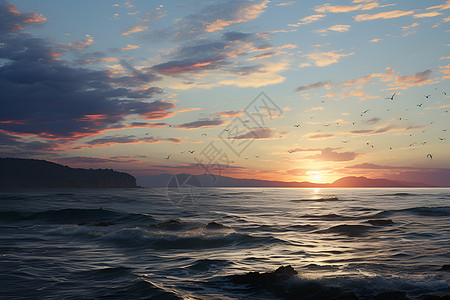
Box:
417, 103, 423, 107
202, 133, 207, 136
424, 95, 431, 99
427, 154, 433, 159
165, 155, 171, 160
293, 124, 300, 127
385, 93, 396, 100
188, 150, 195, 154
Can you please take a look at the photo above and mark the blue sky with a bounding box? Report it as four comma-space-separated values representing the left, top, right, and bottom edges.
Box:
0, 0, 449, 184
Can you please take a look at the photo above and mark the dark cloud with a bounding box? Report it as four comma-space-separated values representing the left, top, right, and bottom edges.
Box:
86, 135, 181, 146
0, 33, 173, 139
177, 118, 225, 129
151, 31, 272, 76
365, 117, 380, 125
296, 80, 332, 92
172, 0, 268, 39
305, 148, 358, 161
233, 127, 273, 139
56, 156, 141, 164
216, 110, 243, 118
0, 0, 46, 33
308, 133, 334, 139
229, 65, 265, 76
288, 147, 358, 161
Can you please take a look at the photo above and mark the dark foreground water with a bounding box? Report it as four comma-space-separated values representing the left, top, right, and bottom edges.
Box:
0, 187, 449, 299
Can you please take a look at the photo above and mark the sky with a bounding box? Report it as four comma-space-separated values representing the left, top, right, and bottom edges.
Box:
0, 0, 449, 185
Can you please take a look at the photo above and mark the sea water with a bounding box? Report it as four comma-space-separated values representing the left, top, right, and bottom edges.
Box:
0, 188, 449, 299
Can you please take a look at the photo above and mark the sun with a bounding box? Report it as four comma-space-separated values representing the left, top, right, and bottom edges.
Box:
307, 171, 322, 182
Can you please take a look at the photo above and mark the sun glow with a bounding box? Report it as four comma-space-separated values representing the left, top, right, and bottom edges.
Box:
307, 171, 322, 182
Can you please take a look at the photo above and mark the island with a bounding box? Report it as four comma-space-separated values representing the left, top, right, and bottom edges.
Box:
0, 158, 138, 188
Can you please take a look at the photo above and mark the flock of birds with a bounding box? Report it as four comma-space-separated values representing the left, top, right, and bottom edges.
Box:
158, 89, 447, 164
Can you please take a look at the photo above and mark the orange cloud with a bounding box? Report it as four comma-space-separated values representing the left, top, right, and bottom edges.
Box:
61, 35, 94, 50
205, 0, 268, 32
354, 10, 415, 21
121, 25, 149, 35
304, 50, 354, 67
414, 11, 442, 18
314, 1, 383, 13
120, 44, 141, 51
427, 0, 450, 10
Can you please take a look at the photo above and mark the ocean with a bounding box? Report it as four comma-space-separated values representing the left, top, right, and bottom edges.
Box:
0, 187, 449, 299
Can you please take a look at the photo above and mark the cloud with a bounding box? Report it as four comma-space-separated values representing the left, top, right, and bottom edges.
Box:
219, 61, 287, 88
305, 106, 325, 112
414, 11, 442, 18
296, 81, 332, 92
304, 50, 354, 67
56, 156, 142, 164
216, 110, 243, 118
393, 69, 434, 88
0, 32, 173, 140
306, 148, 358, 161
203, 0, 268, 32
288, 147, 358, 161
176, 118, 225, 129
61, 34, 94, 50
314, 1, 383, 13
232, 127, 274, 139
354, 10, 415, 21
121, 25, 149, 36
308, 133, 334, 139
0, 1, 46, 33
85, 135, 180, 147
369, 38, 382, 42
167, 0, 268, 38
246, 51, 279, 61
316, 24, 351, 34
120, 44, 141, 51
427, 1, 450, 10
288, 14, 325, 27
365, 117, 381, 124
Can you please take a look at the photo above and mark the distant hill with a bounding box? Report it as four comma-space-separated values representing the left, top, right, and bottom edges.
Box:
0, 158, 138, 188
137, 173, 432, 188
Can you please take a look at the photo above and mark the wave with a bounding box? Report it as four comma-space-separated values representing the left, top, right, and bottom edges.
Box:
380, 206, 450, 217
225, 265, 450, 300
0, 208, 156, 225
379, 192, 419, 197
316, 224, 375, 237
290, 196, 341, 202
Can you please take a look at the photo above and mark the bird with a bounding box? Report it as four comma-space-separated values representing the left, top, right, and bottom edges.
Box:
427, 154, 433, 159
389, 147, 392, 150
385, 93, 396, 100
255, 155, 260, 158
438, 137, 445, 140
443, 92, 447, 96
342, 140, 349, 143
167, 124, 172, 127
224, 128, 229, 132
202, 133, 207, 136
188, 150, 195, 154
362, 110, 369, 114
293, 124, 300, 127
425, 95, 431, 99
165, 155, 171, 159
417, 103, 423, 107
323, 124, 330, 127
